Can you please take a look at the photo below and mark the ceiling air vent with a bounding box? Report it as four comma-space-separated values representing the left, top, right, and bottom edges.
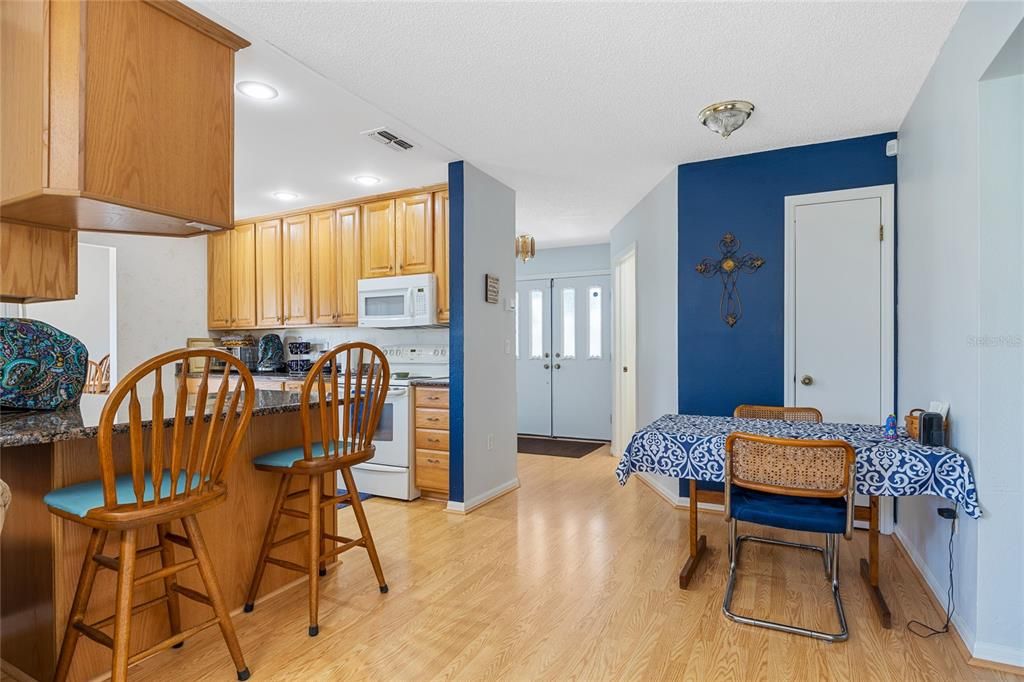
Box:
362, 127, 415, 152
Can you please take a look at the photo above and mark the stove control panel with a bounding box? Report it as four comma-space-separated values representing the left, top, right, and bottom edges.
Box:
381, 344, 449, 364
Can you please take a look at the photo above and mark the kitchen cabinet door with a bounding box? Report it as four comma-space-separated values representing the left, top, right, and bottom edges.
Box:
336, 206, 361, 325
255, 218, 283, 327
310, 210, 339, 325
0, 0, 248, 235
231, 223, 256, 328
361, 199, 396, 278
282, 213, 312, 326
395, 192, 433, 275
433, 190, 450, 323
207, 229, 232, 329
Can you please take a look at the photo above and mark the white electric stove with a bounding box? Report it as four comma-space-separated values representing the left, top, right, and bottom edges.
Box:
349, 344, 448, 500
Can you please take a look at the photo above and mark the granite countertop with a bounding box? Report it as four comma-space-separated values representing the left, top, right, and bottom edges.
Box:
408, 378, 449, 388
1, 389, 325, 449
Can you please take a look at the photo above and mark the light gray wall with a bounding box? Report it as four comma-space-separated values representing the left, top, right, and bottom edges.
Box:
79, 232, 209, 391
460, 162, 519, 508
516, 243, 610, 279
897, 0, 1024, 664
609, 168, 678, 499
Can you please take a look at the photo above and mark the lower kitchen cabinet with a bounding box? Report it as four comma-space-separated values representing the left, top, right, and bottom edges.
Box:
414, 386, 450, 498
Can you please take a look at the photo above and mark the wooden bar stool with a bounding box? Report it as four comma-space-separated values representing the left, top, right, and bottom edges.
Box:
44, 349, 256, 682
244, 342, 390, 637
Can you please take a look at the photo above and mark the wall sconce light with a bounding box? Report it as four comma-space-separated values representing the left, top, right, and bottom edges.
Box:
515, 234, 536, 263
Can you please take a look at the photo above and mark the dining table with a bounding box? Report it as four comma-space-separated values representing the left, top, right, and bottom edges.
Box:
616, 413, 981, 629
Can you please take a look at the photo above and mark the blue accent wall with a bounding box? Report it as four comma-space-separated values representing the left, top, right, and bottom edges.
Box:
676, 133, 897, 496
448, 161, 465, 504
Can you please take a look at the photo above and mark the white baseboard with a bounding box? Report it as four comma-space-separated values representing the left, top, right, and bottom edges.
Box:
446, 478, 520, 514
894, 526, 977, 653
972, 642, 1024, 670
636, 474, 724, 512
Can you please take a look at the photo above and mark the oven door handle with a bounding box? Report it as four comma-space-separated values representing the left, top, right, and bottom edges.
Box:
386, 388, 408, 398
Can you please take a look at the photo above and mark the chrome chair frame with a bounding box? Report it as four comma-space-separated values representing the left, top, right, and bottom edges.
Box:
722, 432, 854, 643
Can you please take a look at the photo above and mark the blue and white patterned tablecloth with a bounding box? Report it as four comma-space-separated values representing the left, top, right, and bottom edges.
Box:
616, 414, 981, 519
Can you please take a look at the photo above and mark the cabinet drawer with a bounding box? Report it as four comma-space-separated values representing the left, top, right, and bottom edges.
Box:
415, 408, 449, 430
415, 449, 449, 492
415, 387, 449, 408
415, 429, 449, 451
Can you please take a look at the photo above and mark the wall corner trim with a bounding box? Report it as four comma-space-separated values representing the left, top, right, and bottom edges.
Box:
445, 477, 520, 514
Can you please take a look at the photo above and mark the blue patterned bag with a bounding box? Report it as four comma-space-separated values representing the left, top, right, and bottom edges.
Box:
0, 318, 88, 410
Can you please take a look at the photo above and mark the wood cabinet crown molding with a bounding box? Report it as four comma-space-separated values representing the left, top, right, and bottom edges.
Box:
0, 0, 248, 237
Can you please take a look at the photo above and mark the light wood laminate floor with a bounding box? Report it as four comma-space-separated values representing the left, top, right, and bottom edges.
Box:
120, 447, 1012, 681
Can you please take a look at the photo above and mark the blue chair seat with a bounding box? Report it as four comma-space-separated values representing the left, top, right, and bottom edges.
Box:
730, 487, 847, 534
253, 442, 328, 469
44, 471, 201, 518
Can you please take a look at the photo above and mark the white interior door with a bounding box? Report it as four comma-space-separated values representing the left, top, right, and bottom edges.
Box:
613, 248, 637, 455
516, 280, 552, 435
785, 185, 895, 531
552, 275, 612, 440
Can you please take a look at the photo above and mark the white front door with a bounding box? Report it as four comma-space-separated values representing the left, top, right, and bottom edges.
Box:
516, 280, 552, 435
551, 275, 612, 440
785, 185, 895, 531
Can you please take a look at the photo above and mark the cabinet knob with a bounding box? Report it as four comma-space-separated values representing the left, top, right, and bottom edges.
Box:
800, 375, 814, 386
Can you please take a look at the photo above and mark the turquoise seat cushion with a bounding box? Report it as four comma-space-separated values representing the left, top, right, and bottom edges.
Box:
253, 442, 328, 468
44, 471, 201, 518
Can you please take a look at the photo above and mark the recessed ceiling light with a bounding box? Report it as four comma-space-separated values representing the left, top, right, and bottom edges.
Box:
272, 190, 298, 201
354, 175, 381, 186
236, 81, 278, 100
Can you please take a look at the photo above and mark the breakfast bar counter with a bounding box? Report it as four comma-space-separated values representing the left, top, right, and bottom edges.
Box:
1, 390, 335, 682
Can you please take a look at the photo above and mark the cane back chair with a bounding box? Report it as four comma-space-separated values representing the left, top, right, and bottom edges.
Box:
244, 342, 390, 637
723, 432, 856, 642
44, 349, 255, 681
733, 404, 823, 422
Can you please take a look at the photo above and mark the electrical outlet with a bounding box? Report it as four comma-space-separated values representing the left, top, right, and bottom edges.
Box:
487, 434, 494, 450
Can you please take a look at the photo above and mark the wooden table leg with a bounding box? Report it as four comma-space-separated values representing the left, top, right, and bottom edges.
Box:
859, 495, 892, 628
679, 479, 708, 589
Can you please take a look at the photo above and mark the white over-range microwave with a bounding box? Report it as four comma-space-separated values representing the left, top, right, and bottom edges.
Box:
357, 273, 437, 328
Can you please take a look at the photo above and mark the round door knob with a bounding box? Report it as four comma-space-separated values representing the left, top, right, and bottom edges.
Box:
622, 366, 628, 373
554, 363, 561, 369
543, 363, 550, 369
554, 352, 561, 358
800, 375, 814, 386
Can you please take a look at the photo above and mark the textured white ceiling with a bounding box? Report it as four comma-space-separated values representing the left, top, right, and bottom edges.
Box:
198, 1, 963, 245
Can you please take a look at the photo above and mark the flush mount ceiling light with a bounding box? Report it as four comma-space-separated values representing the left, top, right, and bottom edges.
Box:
515, 234, 536, 263
271, 190, 298, 201
698, 100, 755, 139
354, 175, 381, 186
236, 81, 279, 100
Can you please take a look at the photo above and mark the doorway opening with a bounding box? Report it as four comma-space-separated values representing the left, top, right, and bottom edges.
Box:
24, 243, 118, 390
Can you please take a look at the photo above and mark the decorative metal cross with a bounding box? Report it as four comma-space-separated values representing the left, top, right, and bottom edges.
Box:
695, 232, 765, 327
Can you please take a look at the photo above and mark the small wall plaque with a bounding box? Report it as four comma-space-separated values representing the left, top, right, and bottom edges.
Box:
485, 274, 500, 304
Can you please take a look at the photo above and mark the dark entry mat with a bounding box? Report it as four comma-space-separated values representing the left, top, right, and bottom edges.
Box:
517, 436, 605, 458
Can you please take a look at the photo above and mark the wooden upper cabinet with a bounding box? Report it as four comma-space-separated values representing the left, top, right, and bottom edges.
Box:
0, 0, 249, 235
433, 190, 450, 323
282, 214, 312, 326
0, 223, 77, 304
337, 207, 361, 325
396, 193, 434, 275
310, 210, 340, 325
231, 223, 257, 328
207, 230, 233, 329
255, 219, 284, 327
361, 200, 396, 278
